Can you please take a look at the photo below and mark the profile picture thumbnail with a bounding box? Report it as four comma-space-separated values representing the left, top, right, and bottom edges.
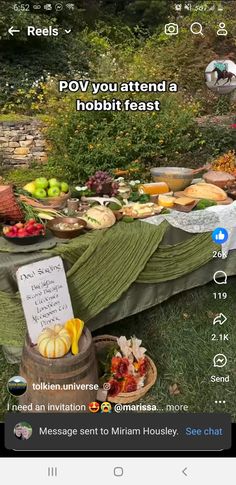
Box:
205, 59, 236, 94
7, 375, 27, 397
14, 422, 32, 441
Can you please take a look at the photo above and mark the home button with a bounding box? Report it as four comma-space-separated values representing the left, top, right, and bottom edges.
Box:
114, 467, 124, 477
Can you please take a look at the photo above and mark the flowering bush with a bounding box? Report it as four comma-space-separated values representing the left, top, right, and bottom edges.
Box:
47, 92, 203, 182
101, 336, 150, 398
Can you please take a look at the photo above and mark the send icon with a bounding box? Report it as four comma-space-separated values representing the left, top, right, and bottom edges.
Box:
212, 228, 229, 244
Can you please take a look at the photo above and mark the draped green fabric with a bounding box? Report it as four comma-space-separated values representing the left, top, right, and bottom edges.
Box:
0, 221, 217, 346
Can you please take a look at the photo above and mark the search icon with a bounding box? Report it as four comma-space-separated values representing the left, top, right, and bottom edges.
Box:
190, 22, 204, 36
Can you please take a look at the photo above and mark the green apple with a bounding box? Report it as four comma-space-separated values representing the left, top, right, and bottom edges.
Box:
49, 178, 60, 188
35, 188, 47, 199
60, 182, 69, 193
48, 186, 61, 197
35, 177, 48, 189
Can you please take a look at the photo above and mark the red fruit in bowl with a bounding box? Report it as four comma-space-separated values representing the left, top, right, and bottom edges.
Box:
25, 221, 35, 228
6, 230, 15, 238
17, 228, 27, 238
11, 226, 18, 236
35, 223, 44, 230
25, 225, 35, 235
15, 222, 24, 229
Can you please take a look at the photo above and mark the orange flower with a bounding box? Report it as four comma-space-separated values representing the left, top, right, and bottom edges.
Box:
135, 357, 149, 377
108, 379, 122, 398
111, 357, 129, 379
122, 375, 137, 393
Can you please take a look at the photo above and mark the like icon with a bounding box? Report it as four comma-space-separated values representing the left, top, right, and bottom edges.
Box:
212, 228, 229, 244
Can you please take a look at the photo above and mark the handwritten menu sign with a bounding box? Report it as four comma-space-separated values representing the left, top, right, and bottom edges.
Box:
16, 256, 74, 344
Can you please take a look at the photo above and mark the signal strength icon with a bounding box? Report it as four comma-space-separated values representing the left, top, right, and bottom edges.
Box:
66, 3, 75, 10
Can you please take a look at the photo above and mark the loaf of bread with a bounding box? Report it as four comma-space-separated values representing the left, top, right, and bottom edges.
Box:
183, 182, 227, 201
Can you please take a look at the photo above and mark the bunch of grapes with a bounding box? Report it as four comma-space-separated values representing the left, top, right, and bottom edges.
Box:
86, 171, 119, 196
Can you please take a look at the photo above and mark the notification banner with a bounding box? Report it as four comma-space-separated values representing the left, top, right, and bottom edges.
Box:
5, 413, 231, 451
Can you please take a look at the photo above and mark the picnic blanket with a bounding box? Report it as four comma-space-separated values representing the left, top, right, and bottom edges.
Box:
0, 220, 217, 346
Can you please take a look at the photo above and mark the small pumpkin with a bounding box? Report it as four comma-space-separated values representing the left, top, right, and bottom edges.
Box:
64, 318, 84, 355
37, 324, 71, 359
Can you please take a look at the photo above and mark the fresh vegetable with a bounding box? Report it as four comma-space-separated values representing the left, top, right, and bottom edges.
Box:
18, 199, 63, 222
122, 216, 135, 223
108, 202, 123, 211
37, 324, 72, 359
129, 192, 150, 203
64, 318, 84, 355
3, 219, 45, 238
194, 199, 217, 210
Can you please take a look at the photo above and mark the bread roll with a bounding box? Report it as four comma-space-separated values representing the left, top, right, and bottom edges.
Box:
183, 182, 227, 201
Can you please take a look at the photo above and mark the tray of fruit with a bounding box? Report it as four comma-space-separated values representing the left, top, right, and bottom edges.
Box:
23, 177, 70, 209
2, 220, 46, 245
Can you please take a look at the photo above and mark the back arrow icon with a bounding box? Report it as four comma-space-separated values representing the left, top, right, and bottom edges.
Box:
8, 27, 21, 36
182, 467, 188, 477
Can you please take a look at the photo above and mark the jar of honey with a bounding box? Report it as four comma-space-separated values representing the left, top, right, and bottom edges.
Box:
138, 182, 169, 195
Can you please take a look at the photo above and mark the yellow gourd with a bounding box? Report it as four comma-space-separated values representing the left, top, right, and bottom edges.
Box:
37, 324, 71, 359
64, 318, 84, 355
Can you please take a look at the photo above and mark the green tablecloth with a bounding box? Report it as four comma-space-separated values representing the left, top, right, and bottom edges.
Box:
0, 220, 221, 348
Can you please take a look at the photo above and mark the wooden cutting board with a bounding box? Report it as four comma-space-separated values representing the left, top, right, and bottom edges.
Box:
174, 191, 233, 205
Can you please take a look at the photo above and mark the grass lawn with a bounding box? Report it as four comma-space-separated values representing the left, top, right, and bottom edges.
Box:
0, 278, 235, 422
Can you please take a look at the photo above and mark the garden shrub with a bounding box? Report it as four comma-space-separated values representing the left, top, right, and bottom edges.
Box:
46, 92, 206, 182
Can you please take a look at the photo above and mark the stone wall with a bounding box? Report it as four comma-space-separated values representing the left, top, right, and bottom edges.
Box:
0, 119, 48, 169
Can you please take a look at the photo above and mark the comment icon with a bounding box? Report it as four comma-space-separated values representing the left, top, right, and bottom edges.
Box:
213, 271, 227, 285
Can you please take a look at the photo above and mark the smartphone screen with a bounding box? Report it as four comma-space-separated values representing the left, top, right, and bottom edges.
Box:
0, 0, 236, 482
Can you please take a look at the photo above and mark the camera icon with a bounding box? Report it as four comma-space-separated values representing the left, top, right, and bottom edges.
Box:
164, 23, 179, 36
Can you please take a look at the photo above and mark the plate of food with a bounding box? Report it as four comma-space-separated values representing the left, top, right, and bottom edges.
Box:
2, 220, 46, 245
120, 202, 162, 219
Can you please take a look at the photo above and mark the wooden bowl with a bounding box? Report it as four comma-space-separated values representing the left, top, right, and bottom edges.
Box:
203, 171, 235, 189
47, 217, 87, 239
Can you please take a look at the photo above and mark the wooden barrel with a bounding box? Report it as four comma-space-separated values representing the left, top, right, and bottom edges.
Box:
19, 327, 98, 413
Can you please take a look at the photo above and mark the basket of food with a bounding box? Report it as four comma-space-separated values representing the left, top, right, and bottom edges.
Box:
0, 185, 23, 222
93, 335, 157, 404
23, 177, 71, 210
